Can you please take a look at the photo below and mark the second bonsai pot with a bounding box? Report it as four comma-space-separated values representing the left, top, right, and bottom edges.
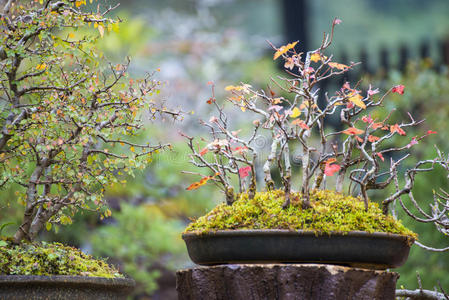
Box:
0, 275, 135, 300
182, 229, 414, 269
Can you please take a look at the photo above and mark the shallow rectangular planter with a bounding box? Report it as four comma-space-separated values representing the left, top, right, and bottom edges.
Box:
182, 229, 414, 269
0, 275, 135, 300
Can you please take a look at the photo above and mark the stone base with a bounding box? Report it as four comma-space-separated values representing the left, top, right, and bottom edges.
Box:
176, 264, 398, 300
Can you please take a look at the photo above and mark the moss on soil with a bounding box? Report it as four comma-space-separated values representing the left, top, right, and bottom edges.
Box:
184, 189, 417, 239
0, 239, 122, 278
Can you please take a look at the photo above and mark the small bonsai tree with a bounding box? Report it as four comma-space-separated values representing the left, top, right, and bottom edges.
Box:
182, 19, 449, 252
0, 0, 179, 244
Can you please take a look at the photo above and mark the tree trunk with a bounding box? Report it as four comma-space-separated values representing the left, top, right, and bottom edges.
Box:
176, 264, 398, 300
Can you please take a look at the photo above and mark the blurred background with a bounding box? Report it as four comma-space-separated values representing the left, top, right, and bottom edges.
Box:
2, 0, 449, 298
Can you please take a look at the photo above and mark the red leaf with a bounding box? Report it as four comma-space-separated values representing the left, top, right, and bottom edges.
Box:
239, 166, 252, 178
376, 152, 385, 161
427, 130, 437, 135
324, 163, 341, 176
342, 127, 364, 135
392, 85, 405, 95
206, 97, 216, 104
368, 135, 380, 143
199, 147, 209, 156
362, 115, 373, 124
390, 124, 406, 136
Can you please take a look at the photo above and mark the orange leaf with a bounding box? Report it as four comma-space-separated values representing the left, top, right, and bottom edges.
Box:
273, 41, 298, 60
186, 174, 217, 191
291, 119, 310, 130
328, 62, 348, 70
342, 127, 364, 135
368, 135, 380, 142
390, 124, 406, 136
199, 147, 209, 156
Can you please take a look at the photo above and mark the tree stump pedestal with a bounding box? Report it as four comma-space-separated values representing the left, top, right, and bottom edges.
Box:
176, 264, 398, 300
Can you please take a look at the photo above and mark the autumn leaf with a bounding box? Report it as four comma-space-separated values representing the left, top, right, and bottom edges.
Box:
186, 173, 219, 190
390, 124, 406, 136
342, 127, 364, 135
368, 135, 380, 143
239, 166, 252, 178
36, 64, 46, 70
324, 159, 341, 176
362, 115, 373, 124
328, 62, 348, 70
232, 146, 248, 155
284, 57, 295, 70
291, 119, 310, 130
372, 122, 384, 130
348, 93, 366, 109
199, 147, 208, 156
310, 52, 321, 63
273, 41, 298, 60
392, 85, 405, 95
427, 130, 437, 135
290, 107, 301, 118
376, 152, 385, 161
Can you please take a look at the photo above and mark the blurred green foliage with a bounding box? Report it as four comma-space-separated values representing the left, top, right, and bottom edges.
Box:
90, 203, 185, 295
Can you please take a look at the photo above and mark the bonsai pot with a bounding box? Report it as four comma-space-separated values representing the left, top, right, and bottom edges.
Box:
182, 229, 414, 269
0, 275, 135, 300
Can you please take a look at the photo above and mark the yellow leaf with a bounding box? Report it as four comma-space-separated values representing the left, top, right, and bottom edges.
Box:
240, 106, 246, 112
68, 32, 75, 39
112, 23, 120, 33
130, 146, 135, 152
36, 63, 46, 70
98, 25, 104, 38
310, 52, 321, 63
107, 23, 113, 32
290, 107, 301, 118
225, 85, 243, 92
349, 94, 366, 109
273, 41, 298, 60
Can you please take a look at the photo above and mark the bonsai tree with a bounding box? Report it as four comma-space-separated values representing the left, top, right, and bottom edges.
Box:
0, 0, 179, 244
182, 19, 449, 298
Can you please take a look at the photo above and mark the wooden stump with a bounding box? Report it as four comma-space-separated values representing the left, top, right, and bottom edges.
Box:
176, 264, 398, 300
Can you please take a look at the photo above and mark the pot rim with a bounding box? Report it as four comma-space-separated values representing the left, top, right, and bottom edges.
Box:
0, 275, 135, 287
182, 229, 415, 242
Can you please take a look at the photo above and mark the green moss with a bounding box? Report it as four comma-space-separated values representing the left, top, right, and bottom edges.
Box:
0, 239, 123, 278
184, 189, 417, 239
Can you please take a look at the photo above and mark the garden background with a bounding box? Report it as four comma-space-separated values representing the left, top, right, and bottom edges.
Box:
1, 0, 449, 298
